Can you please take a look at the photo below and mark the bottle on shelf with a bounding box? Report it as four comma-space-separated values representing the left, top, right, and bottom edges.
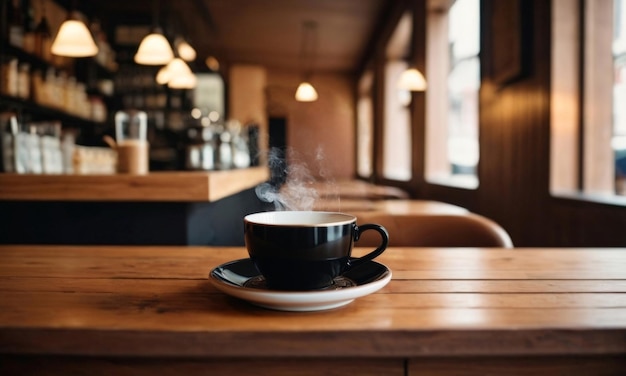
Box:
0, 112, 19, 173
7, 0, 24, 48
34, 0, 52, 62
22, 0, 37, 54
0, 57, 19, 96
17, 62, 30, 99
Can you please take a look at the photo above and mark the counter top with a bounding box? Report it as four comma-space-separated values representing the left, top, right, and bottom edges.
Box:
0, 167, 269, 202
0, 245, 625, 375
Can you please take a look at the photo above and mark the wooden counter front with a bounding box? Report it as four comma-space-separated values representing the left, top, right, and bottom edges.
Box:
0, 168, 271, 245
0, 167, 269, 202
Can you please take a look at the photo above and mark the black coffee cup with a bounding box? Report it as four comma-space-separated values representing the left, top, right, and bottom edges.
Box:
244, 211, 389, 291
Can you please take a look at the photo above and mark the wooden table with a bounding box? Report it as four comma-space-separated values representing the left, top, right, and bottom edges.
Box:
313, 198, 468, 213
310, 179, 410, 200
1, 245, 625, 375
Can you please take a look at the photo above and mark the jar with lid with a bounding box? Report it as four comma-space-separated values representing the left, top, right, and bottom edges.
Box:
34, 4, 52, 62
7, 0, 24, 48
22, 0, 36, 54
17, 63, 30, 99
1, 58, 19, 96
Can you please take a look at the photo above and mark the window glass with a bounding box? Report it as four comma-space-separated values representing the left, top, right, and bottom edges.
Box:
357, 70, 374, 178
425, 0, 480, 188
382, 12, 413, 181
383, 60, 412, 181
448, 0, 480, 176
613, 0, 626, 195
551, 0, 626, 202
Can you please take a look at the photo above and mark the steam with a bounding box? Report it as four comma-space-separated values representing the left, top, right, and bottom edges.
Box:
255, 146, 338, 211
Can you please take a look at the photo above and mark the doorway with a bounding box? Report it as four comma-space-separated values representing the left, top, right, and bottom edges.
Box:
268, 117, 288, 186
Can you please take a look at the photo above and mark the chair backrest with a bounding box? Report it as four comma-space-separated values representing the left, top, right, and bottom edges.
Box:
354, 212, 514, 248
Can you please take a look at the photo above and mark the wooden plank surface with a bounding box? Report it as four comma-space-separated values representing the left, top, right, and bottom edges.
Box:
0, 357, 404, 376
0, 245, 625, 359
409, 356, 626, 376
0, 167, 268, 202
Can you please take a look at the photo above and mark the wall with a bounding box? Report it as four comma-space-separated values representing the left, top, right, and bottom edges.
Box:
265, 71, 356, 180
228, 64, 269, 165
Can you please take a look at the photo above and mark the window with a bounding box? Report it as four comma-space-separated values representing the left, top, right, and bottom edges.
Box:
551, 0, 626, 203
382, 12, 413, 181
425, 0, 480, 188
614, 0, 626, 195
357, 70, 374, 178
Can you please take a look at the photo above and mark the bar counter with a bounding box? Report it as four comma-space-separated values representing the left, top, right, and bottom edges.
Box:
0, 168, 271, 245
0, 167, 269, 202
1, 245, 625, 375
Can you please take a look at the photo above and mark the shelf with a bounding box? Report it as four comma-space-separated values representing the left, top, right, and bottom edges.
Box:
1, 42, 59, 72
1, 41, 116, 77
2, 40, 116, 101
0, 94, 105, 129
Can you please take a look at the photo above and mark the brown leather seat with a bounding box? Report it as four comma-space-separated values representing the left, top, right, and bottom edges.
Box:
354, 212, 513, 248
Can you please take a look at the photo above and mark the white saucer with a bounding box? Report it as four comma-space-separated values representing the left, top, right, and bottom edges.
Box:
209, 258, 391, 312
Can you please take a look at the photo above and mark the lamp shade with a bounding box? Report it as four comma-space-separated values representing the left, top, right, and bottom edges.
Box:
51, 20, 98, 57
168, 73, 197, 89
397, 67, 427, 91
176, 39, 197, 62
134, 32, 174, 65
165, 58, 192, 76
155, 65, 171, 85
163, 58, 196, 89
295, 81, 318, 102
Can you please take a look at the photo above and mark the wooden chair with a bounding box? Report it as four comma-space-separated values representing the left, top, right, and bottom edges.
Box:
354, 212, 514, 248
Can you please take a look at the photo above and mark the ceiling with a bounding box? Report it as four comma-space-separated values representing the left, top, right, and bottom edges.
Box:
82, 0, 390, 74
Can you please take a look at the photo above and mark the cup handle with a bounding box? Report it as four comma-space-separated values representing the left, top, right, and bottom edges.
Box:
349, 223, 389, 269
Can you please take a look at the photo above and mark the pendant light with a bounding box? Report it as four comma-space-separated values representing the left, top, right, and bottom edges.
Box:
155, 64, 171, 85
134, 0, 174, 65
167, 57, 197, 89
295, 21, 319, 102
168, 71, 197, 89
295, 82, 318, 102
397, 68, 427, 91
50, 10, 98, 57
397, 7, 427, 92
155, 57, 197, 89
135, 30, 173, 65
175, 37, 197, 62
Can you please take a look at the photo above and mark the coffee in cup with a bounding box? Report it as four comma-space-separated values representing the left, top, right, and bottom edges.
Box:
115, 110, 149, 174
116, 139, 149, 174
244, 211, 388, 290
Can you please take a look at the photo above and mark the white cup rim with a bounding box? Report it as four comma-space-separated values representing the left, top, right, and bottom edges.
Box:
244, 211, 356, 226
